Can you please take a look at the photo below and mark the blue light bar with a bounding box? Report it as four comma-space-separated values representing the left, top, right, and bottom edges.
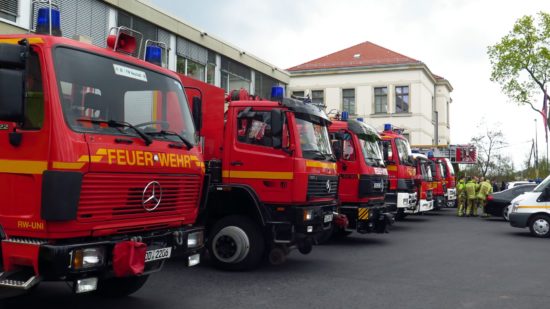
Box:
271, 86, 284, 102
357, 117, 363, 122
145, 45, 162, 66
36, 7, 61, 36
341, 111, 349, 121
427, 151, 434, 158
384, 123, 392, 131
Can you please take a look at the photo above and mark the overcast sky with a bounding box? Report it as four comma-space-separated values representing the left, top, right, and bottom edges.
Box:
149, 0, 550, 169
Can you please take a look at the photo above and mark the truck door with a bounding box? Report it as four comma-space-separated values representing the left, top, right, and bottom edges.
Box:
228, 107, 294, 203
336, 131, 359, 202
0, 49, 50, 221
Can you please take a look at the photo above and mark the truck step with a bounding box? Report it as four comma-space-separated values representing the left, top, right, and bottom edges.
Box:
0, 269, 41, 290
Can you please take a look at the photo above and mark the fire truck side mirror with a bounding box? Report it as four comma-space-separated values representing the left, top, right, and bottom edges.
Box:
271, 109, 283, 149
0, 69, 25, 122
192, 96, 202, 132
332, 140, 343, 160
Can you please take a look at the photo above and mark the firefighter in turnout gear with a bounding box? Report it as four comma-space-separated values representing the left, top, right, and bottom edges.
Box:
457, 178, 466, 216
465, 178, 477, 216
477, 177, 493, 217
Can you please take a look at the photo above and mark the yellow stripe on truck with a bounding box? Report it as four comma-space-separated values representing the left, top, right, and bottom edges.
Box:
305, 160, 336, 169
0, 159, 47, 175
517, 206, 550, 209
222, 170, 293, 180
0, 38, 44, 44
52, 162, 86, 170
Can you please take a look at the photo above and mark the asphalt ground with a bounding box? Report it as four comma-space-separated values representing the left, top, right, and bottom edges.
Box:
4, 208, 550, 309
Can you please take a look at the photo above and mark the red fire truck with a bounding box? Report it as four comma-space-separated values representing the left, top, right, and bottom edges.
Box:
410, 154, 434, 214
440, 157, 457, 207
0, 10, 204, 297
328, 116, 392, 236
379, 124, 417, 219
180, 75, 338, 270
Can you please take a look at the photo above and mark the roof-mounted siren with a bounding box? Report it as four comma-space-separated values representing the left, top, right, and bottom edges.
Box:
271, 86, 284, 102
144, 40, 167, 67
341, 111, 349, 121
384, 123, 392, 132
106, 26, 143, 57
32, 0, 62, 36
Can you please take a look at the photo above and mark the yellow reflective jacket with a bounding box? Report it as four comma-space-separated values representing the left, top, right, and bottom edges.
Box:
477, 181, 493, 200
465, 180, 477, 199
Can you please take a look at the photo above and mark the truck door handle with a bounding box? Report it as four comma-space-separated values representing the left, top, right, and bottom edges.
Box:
231, 161, 244, 166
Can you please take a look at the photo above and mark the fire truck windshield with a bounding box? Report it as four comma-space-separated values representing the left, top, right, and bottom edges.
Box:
395, 138, 412, 166
297, 118, 333, 161
443, 158, 455, 176
438, 161, 447, 178
54, 47, 195, 144
358, 137, 384, 167
422, 161, 433, 181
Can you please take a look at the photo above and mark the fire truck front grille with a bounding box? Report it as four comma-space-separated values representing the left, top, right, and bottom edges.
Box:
358, 175, 388, 198
307, 175, 338, 200
77, 173, 201, 222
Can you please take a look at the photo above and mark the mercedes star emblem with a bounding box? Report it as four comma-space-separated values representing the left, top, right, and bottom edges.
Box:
326, 179, 331, 192
142, 181, 162, 211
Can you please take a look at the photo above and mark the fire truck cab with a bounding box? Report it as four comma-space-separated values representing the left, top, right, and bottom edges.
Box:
409, 153, 435, 214
329, 116, 392, 235
380, 124, 417, 220
181, 76, 338, 270
0, 9, 204, 298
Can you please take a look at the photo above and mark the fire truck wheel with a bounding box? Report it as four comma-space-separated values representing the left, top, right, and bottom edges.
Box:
96, 275, 149, 297
528, 214, 550, 238
208, 215, 265, 271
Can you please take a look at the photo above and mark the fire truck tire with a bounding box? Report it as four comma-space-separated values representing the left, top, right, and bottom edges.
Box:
96, 275, 149, 297
208, 215, 265, 271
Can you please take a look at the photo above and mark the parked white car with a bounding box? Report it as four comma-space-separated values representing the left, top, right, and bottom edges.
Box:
509, 176, 550, 237
506, 181, 532, 189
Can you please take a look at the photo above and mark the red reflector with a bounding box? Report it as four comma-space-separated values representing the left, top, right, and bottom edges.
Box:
487, 195, 493, 201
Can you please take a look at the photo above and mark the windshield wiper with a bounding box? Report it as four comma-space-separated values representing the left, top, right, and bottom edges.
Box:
145, 130, 194, 150
76, 118, 152, 146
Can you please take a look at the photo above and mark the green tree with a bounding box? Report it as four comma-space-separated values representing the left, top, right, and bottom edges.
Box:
488, 12, 550, 130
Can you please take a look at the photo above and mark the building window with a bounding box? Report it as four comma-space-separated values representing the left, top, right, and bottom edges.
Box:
206, 51, 216, 85
255, 72, 279, 99
446, 100, 450, 126
221, 57, 251, 92
311, 90, 324, 106
0, 0, 18, 22
395, 86, 409, 113
342, 89, 355, 115
292, 91, 305, 98
374, 87, 388, 114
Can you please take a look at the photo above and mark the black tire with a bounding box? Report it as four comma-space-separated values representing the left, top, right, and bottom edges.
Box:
528, 214, 550, 238
208, 215, 265, 271
502, 205, 510, 221
96, 275, 149, 297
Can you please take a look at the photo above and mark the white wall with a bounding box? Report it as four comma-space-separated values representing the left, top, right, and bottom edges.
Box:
289, 68, 446, 146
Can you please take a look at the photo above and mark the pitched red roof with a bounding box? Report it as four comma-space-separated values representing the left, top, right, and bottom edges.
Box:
287, 41, 421, 71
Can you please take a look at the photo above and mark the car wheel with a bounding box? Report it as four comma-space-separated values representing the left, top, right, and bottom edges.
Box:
528, 214, 550, 238
502, 205, 510, 221
208, 215, 265, 271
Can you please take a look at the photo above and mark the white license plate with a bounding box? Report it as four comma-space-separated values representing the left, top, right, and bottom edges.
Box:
373, 182, 382, 189
324, 213, 333, 223
145, 247, 172, 262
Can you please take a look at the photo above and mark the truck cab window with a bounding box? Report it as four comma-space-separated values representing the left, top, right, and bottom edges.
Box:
236, 111, 273, 147
342, 133, 355, 161
22, 51, 44, 130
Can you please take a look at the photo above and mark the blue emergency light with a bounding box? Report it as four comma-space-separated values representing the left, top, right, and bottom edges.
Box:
384, 123, 392, 131
36, 7, 62, 36
427, 151, 434, 158
271, 86, 284, 102
341, 111, 349, 121
145, 45, 163, 66
357, 117, 363, 122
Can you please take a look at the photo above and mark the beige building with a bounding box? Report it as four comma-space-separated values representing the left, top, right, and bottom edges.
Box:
0, 0, 289, 97
287, 42, 453, 146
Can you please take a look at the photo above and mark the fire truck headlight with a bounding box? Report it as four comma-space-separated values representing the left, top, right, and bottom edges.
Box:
71, 247, 105, 270
303, 209, 314, 221
187, 231, 204, 248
